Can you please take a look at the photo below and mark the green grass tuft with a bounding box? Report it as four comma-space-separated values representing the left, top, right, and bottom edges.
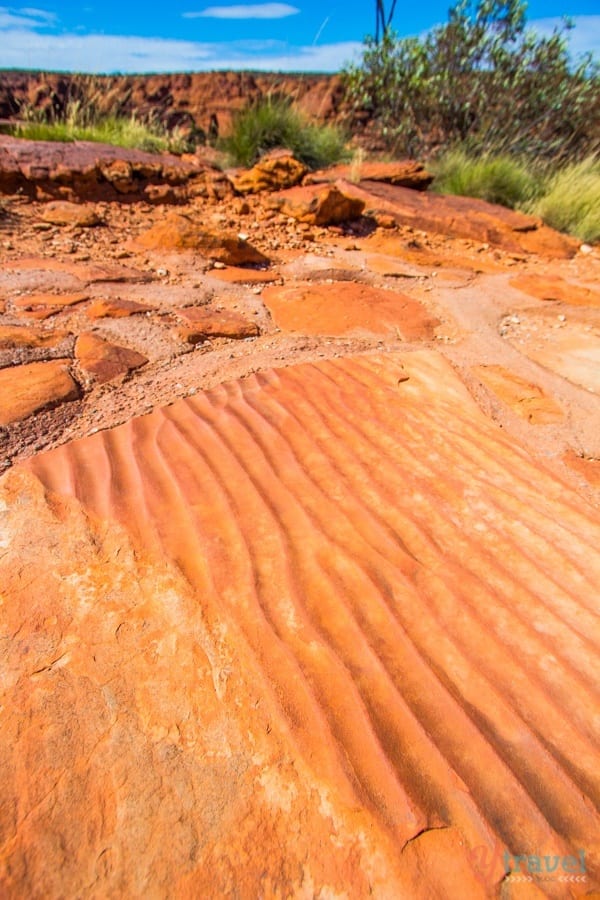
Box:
527, 157, 600, 244
220, 97, 349, 170
430, 149, 541, 209
11, 100, 192, 154
430, 148, 600, 243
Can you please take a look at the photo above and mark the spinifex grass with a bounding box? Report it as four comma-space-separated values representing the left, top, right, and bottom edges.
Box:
220, 96, 349, 170
12, 99, 190, 154
431, 147, 600, 242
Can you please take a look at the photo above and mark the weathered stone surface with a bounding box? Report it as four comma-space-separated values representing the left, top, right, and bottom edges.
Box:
268, 183, 365, 226
0, 324, 70, 348
208, 265, 278, 284
85, 298, 154, 319
306, 159, 434, 191
4, 257, 150, 284
366, 255, 423, 278
262, 281, 438, 339
176, 306, 260, 342
0, 359, 80, 424
75, 333, 148, 384
0, 351, 597, 897
340, 180, 578, 258
41, 201, 100, 227
11, 292, 89, 318
136, 212, 269, 265
510, 274, 600, 307
501, 306, 600, 396
229, 151, 307, 194
563, 449, 600, 487
473, 364, 564, 424
0, 134, 201, 201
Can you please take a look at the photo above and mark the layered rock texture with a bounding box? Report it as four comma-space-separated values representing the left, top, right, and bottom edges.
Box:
0, 351, 597, 897
0, 134, 599, 898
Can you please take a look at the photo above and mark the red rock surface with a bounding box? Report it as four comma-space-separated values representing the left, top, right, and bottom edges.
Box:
176, 306, 260, 342
341, 180, 579, 257
268, 183, 365, 226
207, 265, 279, 284
563, 449, 600, 487
0, 351, 596, 896
510, 274, 600, 307
262, 281, 438, 339
0, 135, 207, 201
229, 151, 307, 194
473, 365, 564, 424
4, 256, 150, 284
500, 306, 600, 395
85, 298, 154, 318
11, 291, 89, 318
306, 159, 434, 190
41, 200, 101, 227
0, 358, 80, 423
75, 333, 148, 384
136, 212, 269, 265
0, 324, 71, 348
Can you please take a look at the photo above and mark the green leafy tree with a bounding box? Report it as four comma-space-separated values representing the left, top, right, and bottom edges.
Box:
345, 0, 600, 160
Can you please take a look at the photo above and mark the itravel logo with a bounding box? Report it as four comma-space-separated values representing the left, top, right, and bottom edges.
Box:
467, 844, 588, 886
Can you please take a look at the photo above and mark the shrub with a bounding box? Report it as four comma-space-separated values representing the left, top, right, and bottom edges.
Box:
220, 96, 349, 169
343, 0, 600, 162
430, 149, 540, 208
528, 157, 600, 243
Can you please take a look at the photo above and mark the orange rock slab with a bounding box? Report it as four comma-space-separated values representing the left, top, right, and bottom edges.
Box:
306, 159, 434, 191
268, 183, 365, 226
262, 281, 438, 339
473, 365, 564, 424
176, 306, 260, 342
1, 351, 599, 897
75, 333, 148, 384
41, 201, 101, 227
0, 359, 80, 424
11, 292, 89, 319
0, 324, 71, 349
341, 181, 578, 258
136, 212, 268, 266
510, 274, 600, 308
85, 298, 154, 319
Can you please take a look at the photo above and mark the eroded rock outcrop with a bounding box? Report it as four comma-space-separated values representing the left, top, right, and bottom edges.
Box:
0, 135, 230, 202
136, 211, 269, 265
268, 183, 365, 226
229, 150, 308, 194
340, 180, 579, 257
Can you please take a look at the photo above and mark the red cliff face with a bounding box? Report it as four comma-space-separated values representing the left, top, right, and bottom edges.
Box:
0, 70, 345, 136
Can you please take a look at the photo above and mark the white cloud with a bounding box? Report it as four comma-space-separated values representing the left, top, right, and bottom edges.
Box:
18, 7, 57, 22
184, 4, 299, 19
0, 5, 55, 28
528, 15, 600, 60
0, 27, 362, 72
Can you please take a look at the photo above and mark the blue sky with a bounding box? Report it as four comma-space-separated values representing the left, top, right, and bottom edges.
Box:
1, 1, 599, 73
